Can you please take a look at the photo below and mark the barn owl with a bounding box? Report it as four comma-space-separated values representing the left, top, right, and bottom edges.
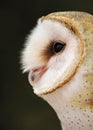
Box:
21, 11, 93, 130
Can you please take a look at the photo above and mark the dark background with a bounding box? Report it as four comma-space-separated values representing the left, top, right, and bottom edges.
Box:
0, 0, 93, 130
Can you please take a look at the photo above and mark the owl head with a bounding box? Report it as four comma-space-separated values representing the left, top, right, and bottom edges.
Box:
21, 11, 93, 95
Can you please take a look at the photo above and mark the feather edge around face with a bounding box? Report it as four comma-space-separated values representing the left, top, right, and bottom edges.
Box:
21, 12, 85, 95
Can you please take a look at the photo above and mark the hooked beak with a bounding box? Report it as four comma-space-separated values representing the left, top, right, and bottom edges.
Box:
28, 65, 47, 85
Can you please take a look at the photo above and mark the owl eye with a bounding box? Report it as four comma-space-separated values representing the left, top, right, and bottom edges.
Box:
53, 42, 66, 53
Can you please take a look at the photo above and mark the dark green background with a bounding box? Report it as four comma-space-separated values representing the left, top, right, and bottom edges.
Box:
0, 0, 93, 130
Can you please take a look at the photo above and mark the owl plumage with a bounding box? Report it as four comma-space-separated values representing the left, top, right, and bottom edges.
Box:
21, 11, 93, 130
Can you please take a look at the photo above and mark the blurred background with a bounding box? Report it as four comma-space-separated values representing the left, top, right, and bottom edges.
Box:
0, 0, 93, 130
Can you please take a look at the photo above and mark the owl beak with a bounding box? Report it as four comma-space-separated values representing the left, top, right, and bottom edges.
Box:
28, 66, 47, 85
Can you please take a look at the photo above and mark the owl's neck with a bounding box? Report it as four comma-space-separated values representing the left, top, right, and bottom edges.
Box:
42, 87, 72, 130
42, 85, 92, 130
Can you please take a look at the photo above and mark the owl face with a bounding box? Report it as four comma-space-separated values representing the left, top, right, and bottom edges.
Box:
21, 15, 84, 95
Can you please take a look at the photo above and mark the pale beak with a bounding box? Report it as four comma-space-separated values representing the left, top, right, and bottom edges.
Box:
28, 65, 47, 85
